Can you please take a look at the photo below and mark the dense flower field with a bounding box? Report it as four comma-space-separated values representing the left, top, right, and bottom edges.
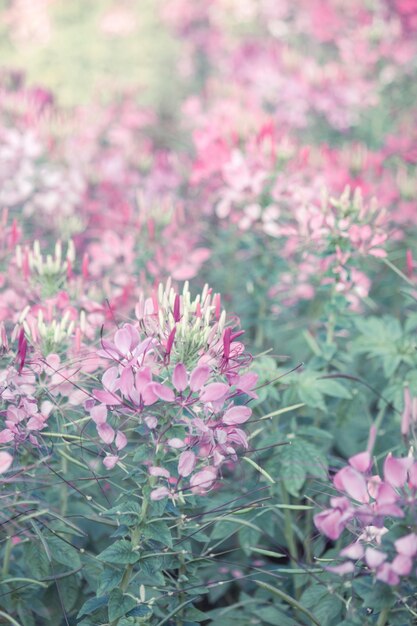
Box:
1, 1, 417, 624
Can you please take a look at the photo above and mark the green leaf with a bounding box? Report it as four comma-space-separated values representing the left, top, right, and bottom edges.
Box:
280, 442, 307, 496
60, 573, 79, 611
97, 567, 124, 595
98, 540, 140, 565
315, 379, 352, 399
143, 521, 172, 547
108, 589, 137, 622
46, 534, 81, 569
22, 542, 50, 579
77, 595, 109, 619
300, 585, 342, 626
255, 605, 294, 626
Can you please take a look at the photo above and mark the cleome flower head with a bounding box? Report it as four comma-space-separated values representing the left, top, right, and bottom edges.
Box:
90, 280, 258, 498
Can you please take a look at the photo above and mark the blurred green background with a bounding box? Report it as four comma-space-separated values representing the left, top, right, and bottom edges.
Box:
0, 0, 181, 108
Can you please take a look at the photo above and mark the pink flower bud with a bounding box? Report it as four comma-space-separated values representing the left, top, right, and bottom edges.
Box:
168, 438, 185, 449
178, 451, 196, 477
103, 455, 119, 469
150, 487, 170, 501
149, 466, 170, 478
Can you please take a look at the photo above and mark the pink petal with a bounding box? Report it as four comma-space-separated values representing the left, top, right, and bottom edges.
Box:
189, 365, 211, 392
376, 481, 398, 504
115, 431, 127, 450
395, 533, 417, 556
384, 453, 412, 488
172, 363, 187, 392
0, 430, 14, 444
135, 367, 152, 393
0, 451, 13, 473
141, 383, 158, 406
223, 405, 252, 425
314, 508, 347, 540
148, 383, 175, 402
409, 462, 417, 488
119, 367, 134, 397
90, 405, 108, 425
114, 328, 132, 355
200, 382, 229, 403
93, 389, 121, 405
349, 451, 372, 473
102, 366, 119, 391
365, 547, 387, 569
340, 542, 365, 560
97, 422, 115, 444
333, 466, 369, 503
178, 451, 196, 477
376, 563, 400, 586
391, 554, 413, 576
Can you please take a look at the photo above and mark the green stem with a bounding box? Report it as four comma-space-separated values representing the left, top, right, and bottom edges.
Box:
376, 607, 390, 626
2, 538, 12, 577
0, 611, 23, 626
60, 451, 68, 516
176, 519, 186, 626
110, 481, 152, 626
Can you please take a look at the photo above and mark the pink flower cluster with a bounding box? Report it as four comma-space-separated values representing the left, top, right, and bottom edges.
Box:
87, 282, 257, 499
315, 446, 417, 585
